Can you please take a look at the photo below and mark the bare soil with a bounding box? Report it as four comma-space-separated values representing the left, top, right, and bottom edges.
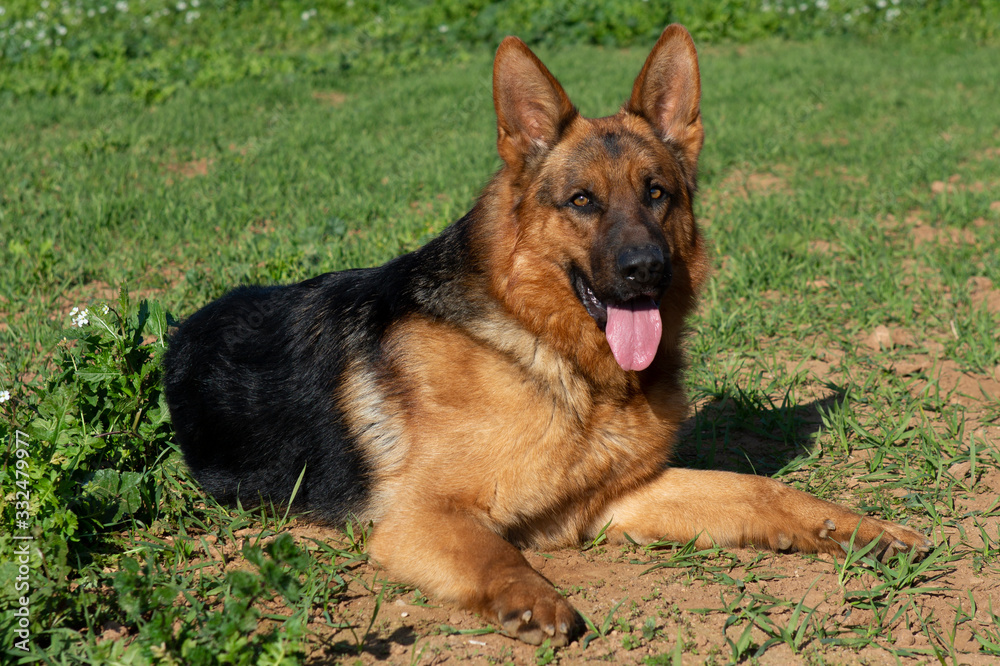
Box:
288, 493, 1000, 665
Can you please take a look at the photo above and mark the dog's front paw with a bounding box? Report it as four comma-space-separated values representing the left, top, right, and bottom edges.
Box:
788, 511, 931, 562
829, 514, 932, 562
492, 579, 580, 646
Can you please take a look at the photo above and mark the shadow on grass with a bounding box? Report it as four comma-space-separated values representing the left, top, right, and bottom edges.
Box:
674, 384, 847, 477
313, 625, 419, 664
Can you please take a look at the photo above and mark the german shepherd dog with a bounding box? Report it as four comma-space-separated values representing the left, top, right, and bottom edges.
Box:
163, 25, 930, 646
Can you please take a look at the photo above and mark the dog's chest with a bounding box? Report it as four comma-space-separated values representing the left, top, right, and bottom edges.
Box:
358, 314, 680, 541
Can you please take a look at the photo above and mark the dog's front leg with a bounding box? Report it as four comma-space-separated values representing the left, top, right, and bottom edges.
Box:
368, 502, 579, 645
595, 468, 930, 561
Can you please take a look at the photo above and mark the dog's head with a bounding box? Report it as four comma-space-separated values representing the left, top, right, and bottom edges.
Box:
485, 25, 710, 378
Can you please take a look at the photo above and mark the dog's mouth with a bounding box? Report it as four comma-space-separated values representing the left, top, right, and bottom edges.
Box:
571, 270, 662, 372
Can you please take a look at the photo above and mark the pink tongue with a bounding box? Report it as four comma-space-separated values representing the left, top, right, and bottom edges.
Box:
605, 299, 662, 371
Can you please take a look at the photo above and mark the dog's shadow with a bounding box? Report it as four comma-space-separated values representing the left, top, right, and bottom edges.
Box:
673, 385, 847, 477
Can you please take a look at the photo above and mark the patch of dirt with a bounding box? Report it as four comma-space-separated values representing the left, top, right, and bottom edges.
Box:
806, 278, 830, 290
228, 141, 253, 156
99, 620, 129, 644
914, 360, 1000, 406
818, 135, 850, 147
880, 209, 928, 229
911, 223, 977, 247
808, 239, 837, 254
813, 164, 868, 186
865, 325, 895, 352
717, 167, 792, 200
51, 280, 121, 323
242, 522, 1000, 665
162, 153, 215, 184
850, 323, 1000, 407
969, 146, 1000, 163
52, 280, 175, 326
968, 276, 1000, 314
247, 218, 277, 235
928, 173, 999, 196
312, 90, 349, 107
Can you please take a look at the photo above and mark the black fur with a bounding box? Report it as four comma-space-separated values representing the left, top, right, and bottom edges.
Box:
163, 211, 484, 521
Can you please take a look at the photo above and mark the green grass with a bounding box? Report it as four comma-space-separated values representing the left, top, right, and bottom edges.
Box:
2, 5, 1000, 664
3, 0, 997, 101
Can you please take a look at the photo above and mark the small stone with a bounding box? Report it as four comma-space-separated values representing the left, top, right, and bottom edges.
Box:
867, 325, 892, 351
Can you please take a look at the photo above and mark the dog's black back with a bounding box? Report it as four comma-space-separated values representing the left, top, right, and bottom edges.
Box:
163, 213, 481, 520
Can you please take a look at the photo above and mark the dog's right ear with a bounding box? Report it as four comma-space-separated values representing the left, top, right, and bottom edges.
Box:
493, 37, 577, 171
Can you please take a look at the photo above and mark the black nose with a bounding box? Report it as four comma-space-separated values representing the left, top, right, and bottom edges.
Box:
617, 245, 669, 289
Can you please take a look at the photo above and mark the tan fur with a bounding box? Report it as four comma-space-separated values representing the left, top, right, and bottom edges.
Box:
346, 25, 929, 646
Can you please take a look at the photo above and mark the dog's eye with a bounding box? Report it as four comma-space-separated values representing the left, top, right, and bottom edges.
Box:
649, 185, 665, 201
571, 194, 590, 207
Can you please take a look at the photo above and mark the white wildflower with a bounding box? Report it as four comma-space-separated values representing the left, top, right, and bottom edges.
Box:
301, 8, 316, 21
816, 0, 829, 9
102, 304, 110, 314
176, 1, 187, 10
56, 24, 67, 35
116, 1, 128, 11
886, 7, 900, 20
0, 390, 11, 403
0, 7, 6, 17
438, 24, 448, 33
71, 307, 90, 328
185, 9, 198, 22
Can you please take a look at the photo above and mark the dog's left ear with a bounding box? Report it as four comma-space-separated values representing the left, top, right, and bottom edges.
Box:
493, 37, 577, 172
626, 24, 703, 189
